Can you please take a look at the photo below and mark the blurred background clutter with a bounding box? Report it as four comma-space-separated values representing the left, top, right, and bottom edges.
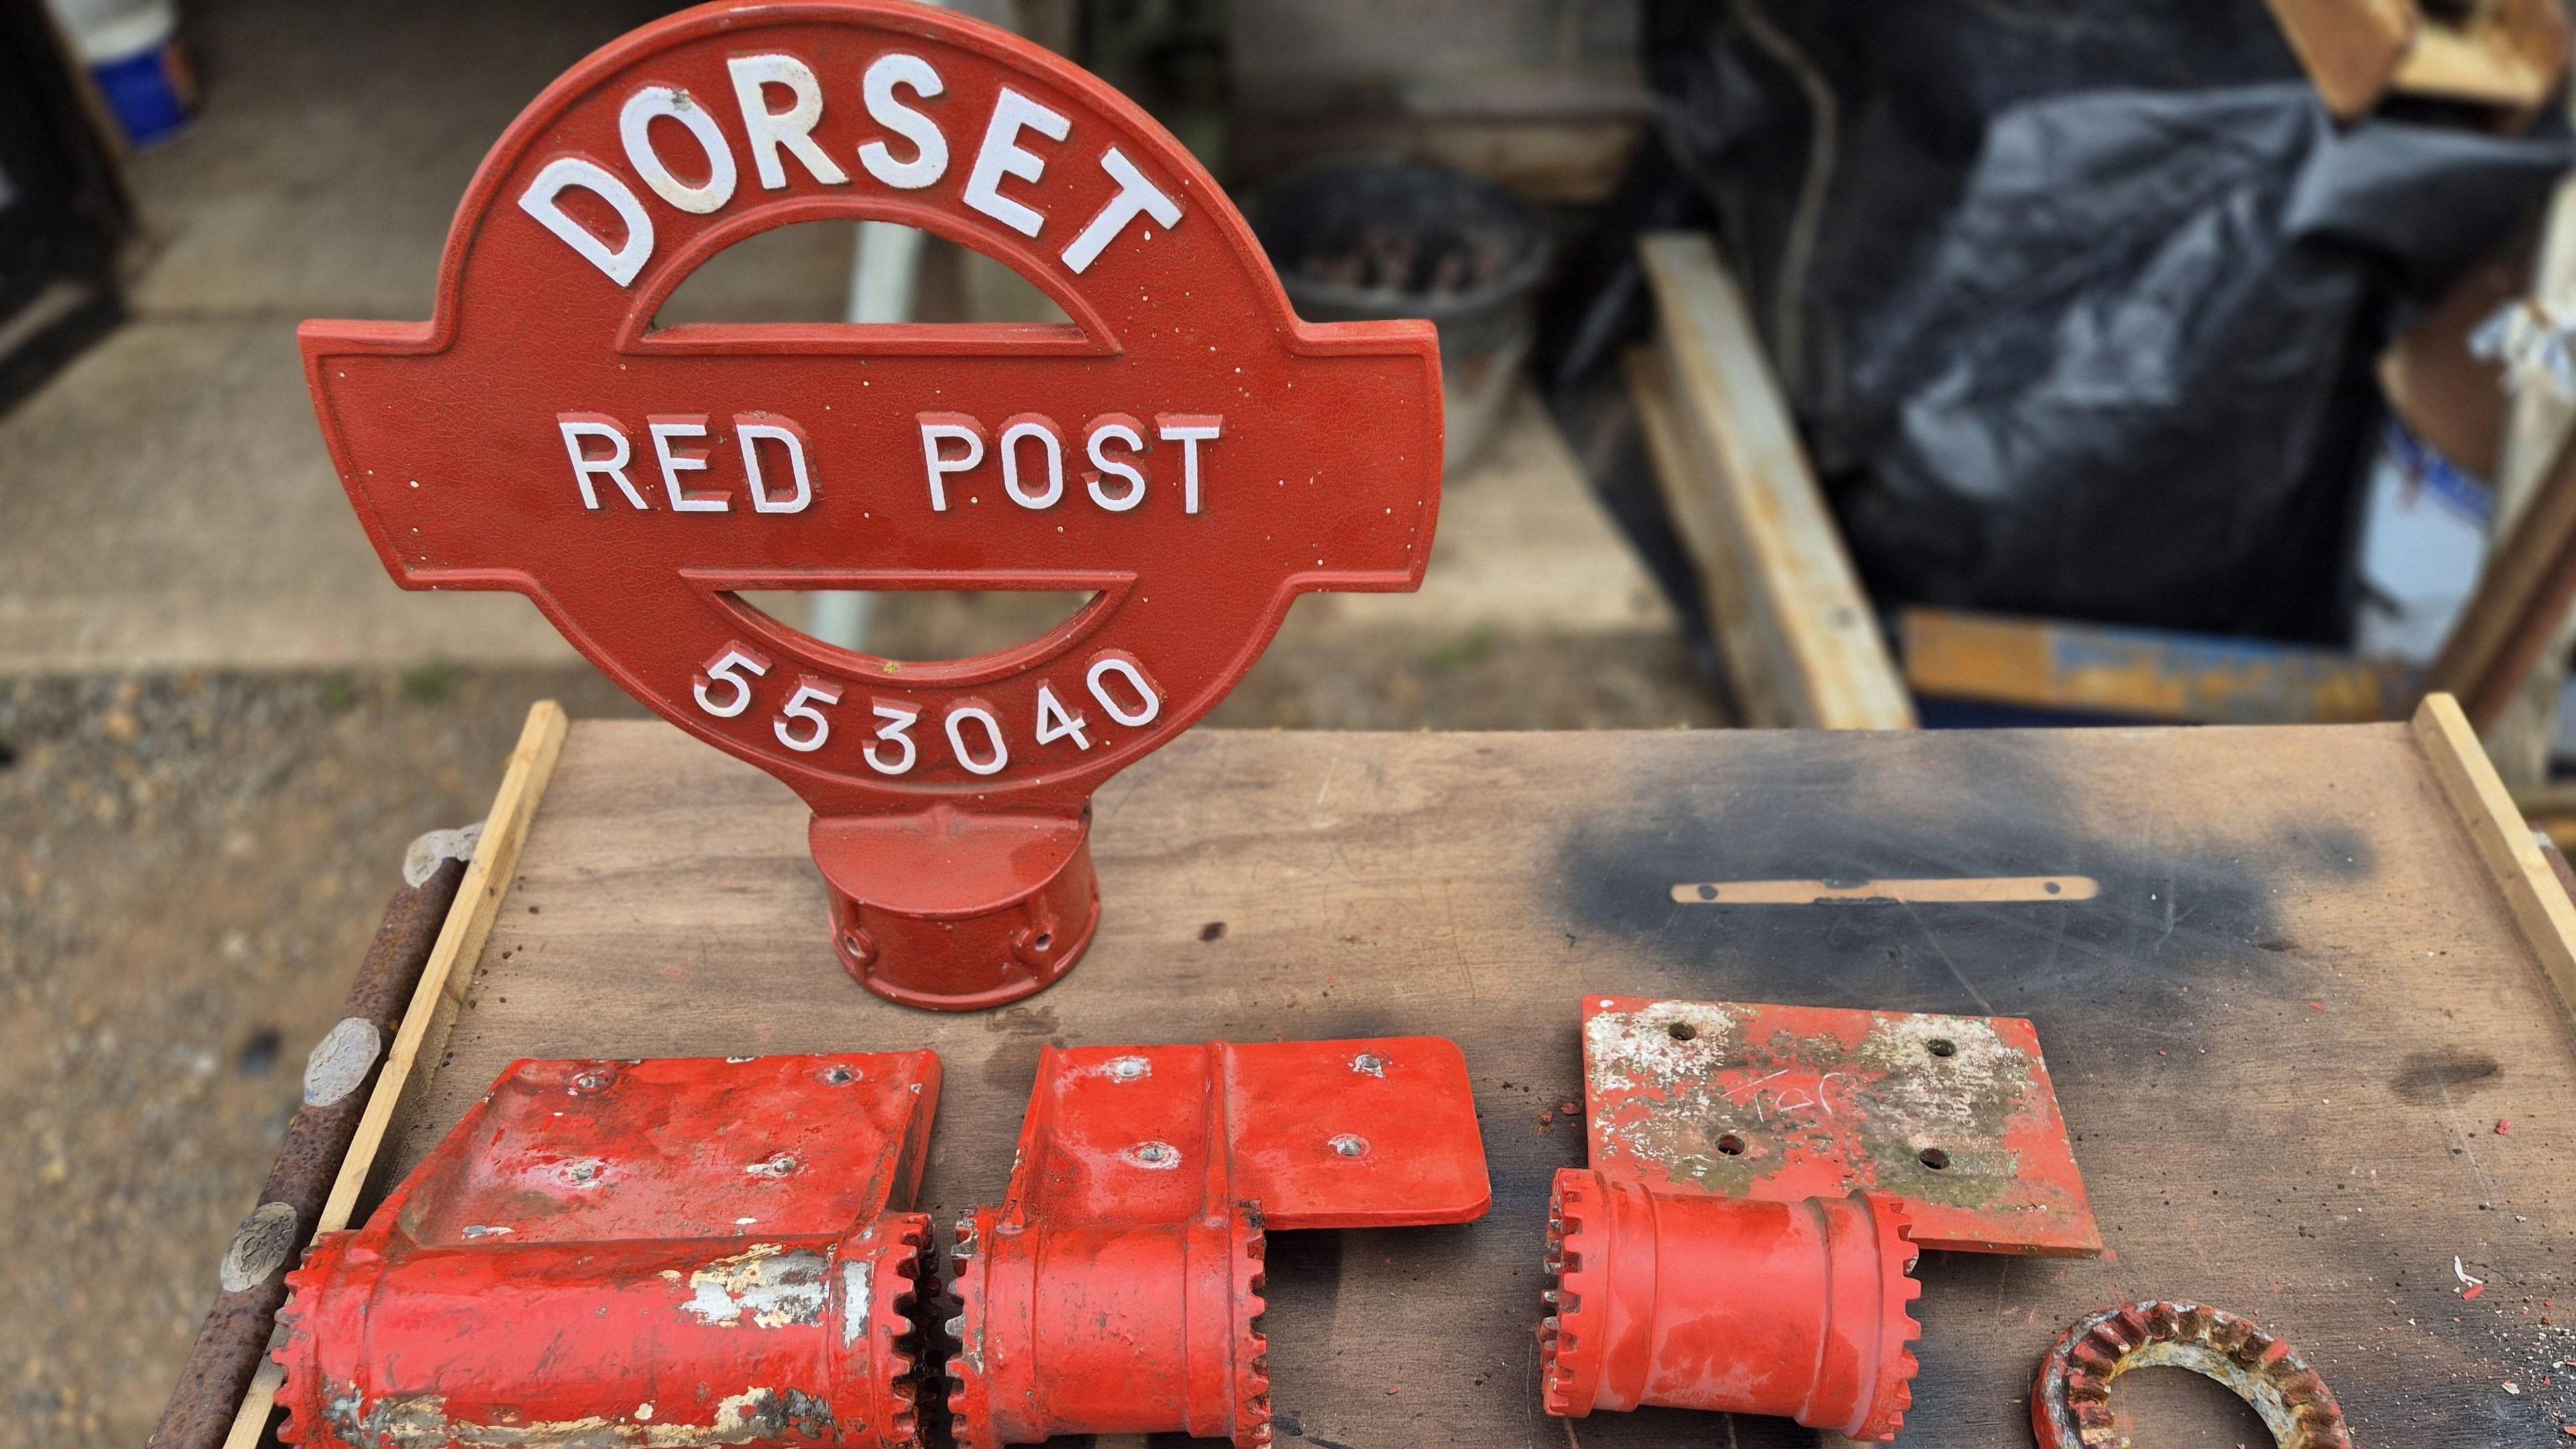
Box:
5, 0, 2576, 1439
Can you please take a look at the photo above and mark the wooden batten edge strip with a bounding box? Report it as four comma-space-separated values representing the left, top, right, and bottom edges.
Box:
219, 700, 571, 1449
1635, 231, 1914, 731
2412, 692, 2576, 1022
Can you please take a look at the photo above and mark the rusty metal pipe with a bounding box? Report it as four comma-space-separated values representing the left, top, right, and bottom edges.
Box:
150, 839, 472, 1449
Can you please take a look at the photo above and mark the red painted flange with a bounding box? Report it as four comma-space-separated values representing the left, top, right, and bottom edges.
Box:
946, 1038, 1491, 1446
301, 0, 1442, 1009
276, 1054, 943, 1449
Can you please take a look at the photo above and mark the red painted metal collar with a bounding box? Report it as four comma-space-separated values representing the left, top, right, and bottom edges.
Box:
947, 1038, 1489, 1447
278, 1053, 942, 1449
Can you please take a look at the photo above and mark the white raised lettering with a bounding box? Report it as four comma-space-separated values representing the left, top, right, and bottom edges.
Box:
1062, 148, 1181, 274
1087, 655, 1161, 726
558, 416, 648, 509
649, 416, 727, 512
737, 417, 812, 514
859, 54, 948, 190
1083, 414, 1147, 511
964, 89, 1069, 237
864, 702, 918, 775
1000, 415, 1065, 508
1155, 415, 1222, 515
773, 680, 840, 752
621, 85, 738, 215
918, 415, 984, 511
946, 705, 1009, 775
693, 645, 769, 718
1034, 685, 1091, 749
519, 159, 654, 286
729, 55, 847, 189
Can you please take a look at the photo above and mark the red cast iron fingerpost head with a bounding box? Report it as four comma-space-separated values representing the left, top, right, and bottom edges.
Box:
1540, 997, 2105, 1442
302, 0, 1442, 1010
946, 1038, 1491, 1447
276, 1053, 943, 1449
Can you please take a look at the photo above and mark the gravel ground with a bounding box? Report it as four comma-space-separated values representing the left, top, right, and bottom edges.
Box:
1, 635, 1711, 1447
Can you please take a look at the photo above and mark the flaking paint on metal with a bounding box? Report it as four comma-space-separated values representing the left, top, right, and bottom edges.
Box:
679, 1244, 828, 1328
840, 1258, 871, 1347
1580, 998, 2100, 1255
323, 1382, 835, 1448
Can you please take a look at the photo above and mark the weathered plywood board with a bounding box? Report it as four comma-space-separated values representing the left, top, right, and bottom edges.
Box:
380, 715, 2576, 1446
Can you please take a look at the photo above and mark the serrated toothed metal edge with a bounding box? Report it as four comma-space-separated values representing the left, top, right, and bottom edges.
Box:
1233, 1211, 1272, 1449
871, 1214, 933, 1449
1538, 1171, 1600, 1417
943, 1213, 994, 1449
1852, 1193, 1925, 1443
271, 1258, 325, 1448
2033, 1300, 2352, 1449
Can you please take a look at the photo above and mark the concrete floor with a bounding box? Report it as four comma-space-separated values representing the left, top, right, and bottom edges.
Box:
0, 1, 1710, 1442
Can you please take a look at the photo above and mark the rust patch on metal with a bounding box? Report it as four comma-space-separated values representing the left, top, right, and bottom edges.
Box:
2033, 1301, 2352, 1448
1580, 996, 2100, 1255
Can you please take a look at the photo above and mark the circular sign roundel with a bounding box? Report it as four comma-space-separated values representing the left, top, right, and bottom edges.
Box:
303, 0, 1442, 1009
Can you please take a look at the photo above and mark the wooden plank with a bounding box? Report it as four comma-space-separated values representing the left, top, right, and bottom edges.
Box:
2266, 0, 2567, 118
217, 700, 567, 1449
1623, 345, 1779, 724
381, 716, 2576, 1444
2420, 415, 2576, 732
2461, 160, 2576, 786
1904, 606, 2413, 724
1636, 230, 1915, 731
2411, 690, 2576, 1019
2265, 0, 2416, 117
2392, 0, 2569, 113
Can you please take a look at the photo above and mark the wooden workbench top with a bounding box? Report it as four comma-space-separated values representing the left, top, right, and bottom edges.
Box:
373, 706, 2576, 1446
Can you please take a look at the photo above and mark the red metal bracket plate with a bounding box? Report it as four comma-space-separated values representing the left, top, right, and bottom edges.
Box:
949, 1037, 1489, 1446
301, 0, 1442, 1008
279, 1053, 942, 1449
1580, 995, 2102, 1255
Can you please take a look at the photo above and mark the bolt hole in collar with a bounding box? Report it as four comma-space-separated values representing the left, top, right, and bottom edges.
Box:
2032, 1301, 2351, 1448
300, 0, 1443, 1011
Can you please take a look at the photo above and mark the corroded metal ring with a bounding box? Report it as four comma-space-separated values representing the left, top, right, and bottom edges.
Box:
2032, 1301, 2352, 1449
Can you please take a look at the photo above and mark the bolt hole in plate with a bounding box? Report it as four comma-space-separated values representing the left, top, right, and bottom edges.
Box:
1579, 997, 2102, 1255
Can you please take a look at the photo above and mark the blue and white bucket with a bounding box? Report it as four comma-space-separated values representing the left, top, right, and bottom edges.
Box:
49, 0, 192, 147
